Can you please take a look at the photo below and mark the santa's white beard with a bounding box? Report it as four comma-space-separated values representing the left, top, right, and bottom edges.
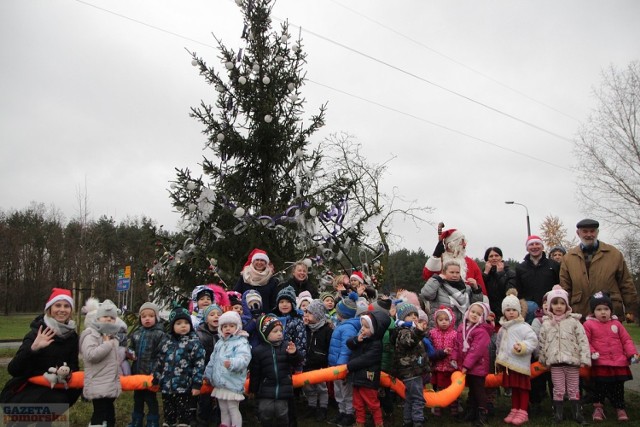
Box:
442, 250, 467, 281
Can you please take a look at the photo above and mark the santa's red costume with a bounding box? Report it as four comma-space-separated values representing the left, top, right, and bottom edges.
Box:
422, 229, 487, 295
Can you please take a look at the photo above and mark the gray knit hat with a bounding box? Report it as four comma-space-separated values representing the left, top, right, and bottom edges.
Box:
139, 302, 160, 320
306, 299, 326, 322
97, 299, 119, 319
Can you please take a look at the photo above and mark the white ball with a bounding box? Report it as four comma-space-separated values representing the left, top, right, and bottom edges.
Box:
235, 0, 242, 6
275, 55, 284, 63
225, 61, 234, 70
303, 258, 313, 268
290, 94, 298, 102
215, 85, 224, 92
188, 203, 197, 212
186, 181, 197, 190
191, 59, 198, 66
287, 82, 295, 91
309, 207, 317, 217
170, 183, 177, 189
264, 114, 273, 123
238, 76, 247, 85
234, 207, 245, 218
280, 34, 289, 43
262, 76, 270, 84
292, 44, 300, 53
295, 148, 304, 158
252, 64, 260, 72
216, 133, 225, 141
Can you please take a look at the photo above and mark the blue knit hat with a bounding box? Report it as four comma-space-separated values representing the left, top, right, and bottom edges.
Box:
336, 292, 359, 319
395, 302, 418, 321
277, 285, 297, 305
202, 304, 223, 320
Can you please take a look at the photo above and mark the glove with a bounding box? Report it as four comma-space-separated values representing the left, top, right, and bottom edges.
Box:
591, 352, 600, 360
433, 240, 445, 258
450, 360, 458, 369
630, 354, 640, 364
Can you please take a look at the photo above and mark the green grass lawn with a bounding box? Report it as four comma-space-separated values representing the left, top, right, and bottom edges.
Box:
0, 314, 37, 340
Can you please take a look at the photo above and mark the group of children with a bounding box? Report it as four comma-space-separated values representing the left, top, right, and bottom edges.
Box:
78, 267, 639, 427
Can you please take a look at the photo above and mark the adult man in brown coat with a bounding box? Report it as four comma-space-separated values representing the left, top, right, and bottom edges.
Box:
559, 219, 638, 321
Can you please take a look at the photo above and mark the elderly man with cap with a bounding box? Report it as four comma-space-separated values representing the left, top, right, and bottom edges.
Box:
559, 219, 638, 321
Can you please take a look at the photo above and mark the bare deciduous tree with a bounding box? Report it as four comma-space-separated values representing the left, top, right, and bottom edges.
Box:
575, 61, 640, 232
539, 215, 574, 249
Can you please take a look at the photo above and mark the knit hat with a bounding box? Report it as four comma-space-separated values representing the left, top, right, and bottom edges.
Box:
336, 292, 359, 319
258, 314, 282, 340
139, 302, 160, 320
549, 246, 567, 256
306, 299, 326, 322
218, 310, 242, 335
466, 301, 490, 323
502, 294, 522, 315
296, 290, 313, 309
45, 288, 74, 311
396, 302, 419, 321
97, 299, 119, 319
547, 284, 571, 312
589, 291, 612, 312
526, 235, 544, 248
418, 309, 429, 323
228, 291, 242, 307
350, 271, 365, 284
371, 297, 392, 314
202, 304, 223, 320
243, 290, 263, 313
250, 249, 270, 264
319, 291, 335, 303
192, 285, 214, 302
355, 297, 370, 317
361, 313, 374, 334
276, 285, 296, 306
433, 305, 455, 324
169, 306, 192, 332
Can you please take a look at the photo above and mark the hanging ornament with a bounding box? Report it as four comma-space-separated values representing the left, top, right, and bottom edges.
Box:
238, 76, 247, 85
191, 59, 198, 66
235, 0, 242, 6
252, 64, 260, 73
188, 203, 197, 212
275, 55, 284, 63
303, 258, 313, 268
289, 94, 298, 102
280, 34, 289, 43
291, 44, 300, 53
215, 85, 224, 92
295, 148, 304, 158
309, 207, 317, 217
186, 181, 197, 191
170, 183, 177, 189
264, 114, 273, 123
225, 61, 234, 70
234, 207, 245, 218
216, 133, 225, 142
262, 76, 270, 84
287, 83, 295, 91
248, 31, 254, 41
176, 206, 183, 212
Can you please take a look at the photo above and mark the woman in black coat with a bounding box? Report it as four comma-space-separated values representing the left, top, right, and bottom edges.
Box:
0, 288, 82, 410
482, 247, 516, 322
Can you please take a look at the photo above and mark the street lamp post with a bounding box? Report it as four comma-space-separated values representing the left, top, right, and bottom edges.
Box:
505, 201, 531, 237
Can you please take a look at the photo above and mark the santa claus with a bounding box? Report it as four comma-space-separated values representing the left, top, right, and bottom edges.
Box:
422, 228, 487, 295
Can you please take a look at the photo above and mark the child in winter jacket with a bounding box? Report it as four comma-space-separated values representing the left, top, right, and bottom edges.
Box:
274, 286, 307, 371
320, 291, 338, 324
196, 303, 223, 426
80, 300, 122, 427
153, 307, 206, 427
347, 310, 391, 427
429, 305, 459, 418
391, 302, 429, 427
538, 285, 590, 424
455, 301, 493, 427
249, 314, 302, 427
204, 311, 251, 427
126, 302, 166, 427
302, 299, 334, 421
327, 292, 361, 427
241, 289, 264, 347
190, 285, 215, 330
583, 291, 640, 422
496, 293, 539, 426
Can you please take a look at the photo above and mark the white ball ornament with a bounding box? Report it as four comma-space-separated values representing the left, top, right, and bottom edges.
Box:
170, 183, 177, 189
234, 207, 245, 218
280, 34, 289, 43
303, 258, 313, 268
216, 133, 225, 142
191, 59, 198, 66
295, 148, 304, 158
287, 83, 295, 91
225, 61, 234, 70
264, 114, 273, 123
216, 85, 224, 92
188, 203, 197, 212
292, 44, 300, 53
238, 76, 247, 85
262, 76, 270, 84
309, 207, 317, 217
275, 56, 284, 63
186, 181, 197, 191
235, 0, 242, 5
290, 94, 298, 102
252, 64, 260, 72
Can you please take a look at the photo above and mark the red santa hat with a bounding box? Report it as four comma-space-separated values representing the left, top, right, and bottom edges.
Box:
526, 235, 544, 248
440, 229, 465, 246
243, 248, 270, 267
45, 288, 74, 311
350, 270, 365, 284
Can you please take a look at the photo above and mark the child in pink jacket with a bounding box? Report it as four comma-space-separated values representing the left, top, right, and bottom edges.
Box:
429, 305, 459, 418
583, 292, 639, 422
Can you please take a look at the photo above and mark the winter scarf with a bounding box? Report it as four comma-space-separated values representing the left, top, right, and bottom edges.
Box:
44, 315, 77, 339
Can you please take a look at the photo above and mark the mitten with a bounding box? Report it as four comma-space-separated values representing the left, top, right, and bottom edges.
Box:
433, 240, 445, 257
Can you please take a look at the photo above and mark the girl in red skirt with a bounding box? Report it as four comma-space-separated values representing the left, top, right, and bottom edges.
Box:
495, 291, 538, 426
583, 291, 639, 422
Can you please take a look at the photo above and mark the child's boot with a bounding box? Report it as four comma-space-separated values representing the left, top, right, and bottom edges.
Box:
511, 409, 529, 426
552, 401, 564, 423
571, 400, 586, 425
616, 408, 629, 421
592, 403, 605, 421
127, 412, 144, 427
146, 414, 160, 427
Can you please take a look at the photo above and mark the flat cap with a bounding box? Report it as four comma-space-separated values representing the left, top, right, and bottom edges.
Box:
576, 218, 599, 229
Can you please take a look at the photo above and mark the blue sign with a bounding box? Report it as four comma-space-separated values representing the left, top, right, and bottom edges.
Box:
116, 278, 130, 291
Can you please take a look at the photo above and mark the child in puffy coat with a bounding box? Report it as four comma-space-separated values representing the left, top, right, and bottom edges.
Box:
496, 294, 538, 426
204, 311, 251, 427
429, 305, 459, 418
455, 301, 493, 426
583, 292, 639, 422
538, 285, 590, 424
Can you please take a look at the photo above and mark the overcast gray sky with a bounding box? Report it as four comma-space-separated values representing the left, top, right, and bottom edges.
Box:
1, 0, 639, 261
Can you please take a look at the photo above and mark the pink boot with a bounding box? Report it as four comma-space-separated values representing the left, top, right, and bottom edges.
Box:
503, 408, 518, 424
511, 409, 529, 426
617, 408, 629, 421
592, 403, 605, 421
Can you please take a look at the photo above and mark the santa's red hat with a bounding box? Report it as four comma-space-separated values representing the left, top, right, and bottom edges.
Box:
350, 270, 365, 284
526, 235, 544, 248
440, 229, 465, 246
243, 248, 270, 268
45, 288, 74, 311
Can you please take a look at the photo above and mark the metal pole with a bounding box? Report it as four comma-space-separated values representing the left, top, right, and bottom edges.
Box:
505, 201, 531, 237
